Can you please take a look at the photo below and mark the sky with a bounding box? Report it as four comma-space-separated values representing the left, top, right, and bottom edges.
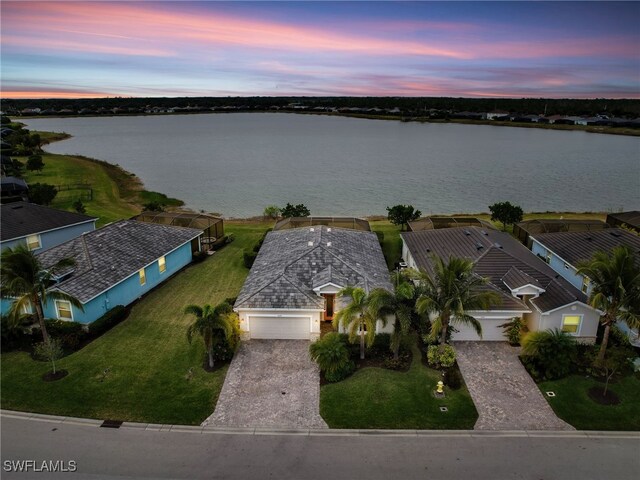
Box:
1, 1, 639, 99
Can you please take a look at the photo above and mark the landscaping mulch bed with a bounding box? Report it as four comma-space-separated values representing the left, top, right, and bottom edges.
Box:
587, 386, 621, 405
201, 357, 230, 373
42, 370, 68, 382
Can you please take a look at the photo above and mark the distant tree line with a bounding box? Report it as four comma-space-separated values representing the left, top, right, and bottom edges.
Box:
3, 97, 640, 117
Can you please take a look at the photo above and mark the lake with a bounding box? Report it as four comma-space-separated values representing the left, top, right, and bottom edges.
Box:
24, 113, 639, 218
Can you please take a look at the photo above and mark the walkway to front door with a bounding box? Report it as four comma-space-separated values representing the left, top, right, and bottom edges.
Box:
203, 340, 328, 429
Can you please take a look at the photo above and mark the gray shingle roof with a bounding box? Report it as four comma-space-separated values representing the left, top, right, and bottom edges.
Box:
37, 220, 201, 303
532, 229, 640, 267
1, 202, 96, 241
401, 227, 588, 313
235, 226, 392, 310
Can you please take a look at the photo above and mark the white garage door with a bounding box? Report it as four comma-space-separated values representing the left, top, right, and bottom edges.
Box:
249, 315, 311, 340
452, 319, 507, 341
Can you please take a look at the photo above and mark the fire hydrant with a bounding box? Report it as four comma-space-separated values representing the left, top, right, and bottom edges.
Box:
436, 381, 444, 394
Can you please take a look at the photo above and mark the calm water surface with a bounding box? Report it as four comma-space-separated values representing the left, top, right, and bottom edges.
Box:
25, 113, 639, 217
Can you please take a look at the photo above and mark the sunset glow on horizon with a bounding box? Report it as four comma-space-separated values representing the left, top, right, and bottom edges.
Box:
1, 1, 639, 99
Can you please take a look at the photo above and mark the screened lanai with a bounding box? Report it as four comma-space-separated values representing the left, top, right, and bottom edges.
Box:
133, 211, 224, 249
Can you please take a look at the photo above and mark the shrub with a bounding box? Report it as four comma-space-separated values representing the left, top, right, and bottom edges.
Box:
498, 317, 528, 346
210, 313, 241, 363
29, 183, 57, 205
225, 233, 235, 244
89, 305, 127, 337
1, 314, 33, 350
444, 366, 463, 390
44, 319, 87, 351
427, 344, 456, 369
521, 329, 577, 380
192, 250, 208, 263
309, 332, 353, 382
73, 199, 86, 214
243, 250, 257, 268
383, 350, 411, 370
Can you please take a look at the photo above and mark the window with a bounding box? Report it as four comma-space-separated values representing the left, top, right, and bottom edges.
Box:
26, 234, 41, 251
581, 277, 590, 294
20, 300, 33, 314
158, 256, 166, 273
139, 268, 146, 285
561, 315, 582, 334
55, 300, 73, 321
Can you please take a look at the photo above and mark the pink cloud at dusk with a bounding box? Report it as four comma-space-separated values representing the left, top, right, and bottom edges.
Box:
1, 1, 638, 98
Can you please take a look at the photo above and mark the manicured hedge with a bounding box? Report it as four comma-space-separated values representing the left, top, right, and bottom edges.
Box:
89, 305, 128, 337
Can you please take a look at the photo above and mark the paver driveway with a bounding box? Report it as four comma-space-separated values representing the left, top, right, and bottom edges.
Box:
455, 342, 574, 431
203, 340, 327, 428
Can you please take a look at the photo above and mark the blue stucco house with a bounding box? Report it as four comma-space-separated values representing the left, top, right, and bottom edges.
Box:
530, 228, 640, 296
2, 220, 202, 324
1, 201, 97, 252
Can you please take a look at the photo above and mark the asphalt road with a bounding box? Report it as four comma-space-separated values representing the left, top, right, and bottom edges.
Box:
1, 415, 639, 480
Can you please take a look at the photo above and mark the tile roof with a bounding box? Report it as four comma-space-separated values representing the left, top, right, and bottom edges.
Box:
532, 229, 640, 267
1, 201, 96, 241
502, 266, 543, 290
37, 220, 201, 303
401, 227, 588, 313
235, 226, 392, 310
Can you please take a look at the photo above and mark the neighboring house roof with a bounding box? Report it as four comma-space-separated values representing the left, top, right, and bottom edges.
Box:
273, 217, 371, 231
532, 229, 640, 267
0, 177, 29, 195
235, 226, 392, 310
1, 201, 96, 242
401, 227, 589, 313
37, 220, 201, 303
606, 211, 640, 232
408, 216, 496, 232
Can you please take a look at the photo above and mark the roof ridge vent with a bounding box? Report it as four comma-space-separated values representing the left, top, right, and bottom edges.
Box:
609, 231, 621, 237
494, 242, 503, 249
464, 229, 471, 236
310, 228, 315, 232
480, 230, 488, 236
476, 242, 484, 250
327, 241, 332, 247
307, 241, 313, 247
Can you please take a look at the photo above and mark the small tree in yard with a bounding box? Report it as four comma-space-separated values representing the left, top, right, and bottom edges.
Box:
333, 286, 378, 360
185, 302, 235, 370
577, 245, 640, 365
29, 183, 57, 205
26, 154, 44, 173
73, 199, 86, 214
598, 347, 634, 397
488, 201, 523, 231
143, 201, 164, 212
34, 338, 64, 374
263, 205, 281, 219
280, 203, 310, 218
386, 204, 421, 231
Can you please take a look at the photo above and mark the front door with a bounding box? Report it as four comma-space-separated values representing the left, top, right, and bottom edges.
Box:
323, 294, 335, 321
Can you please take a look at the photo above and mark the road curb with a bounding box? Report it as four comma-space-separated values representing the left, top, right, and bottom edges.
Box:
2, 410, 639, 438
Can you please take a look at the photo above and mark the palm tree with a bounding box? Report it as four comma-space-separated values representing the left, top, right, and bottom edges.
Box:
576, 245, 640, 365
415, 255, 501, 346
1, 244, 82, 344
185, 302, 235, 369
368, 279, 414, 360
333, 286, 378, 360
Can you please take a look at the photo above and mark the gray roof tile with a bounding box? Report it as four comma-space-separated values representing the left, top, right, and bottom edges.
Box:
1, 202, 96, 241
401, 227, 587, 313
235, 226, 392, 309
37, 220, 201, 303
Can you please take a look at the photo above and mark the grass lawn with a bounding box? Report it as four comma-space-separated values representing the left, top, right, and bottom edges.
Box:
320, 340, 478, 429
370, 220, 402, 269
538, 374, 640, 431
0, 222, 270, 425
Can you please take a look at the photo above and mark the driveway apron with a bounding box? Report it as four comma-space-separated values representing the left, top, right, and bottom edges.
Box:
455, 342, 574, 431
203, 340, 327, 428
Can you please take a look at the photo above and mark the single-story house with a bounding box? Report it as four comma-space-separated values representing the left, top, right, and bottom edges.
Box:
530, 228, 640, 296
1, 202, 97, 252
1, 177, 29, 201
234, 225, 393, 340
1, 220, 202, 324
401, 227, 601, 343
